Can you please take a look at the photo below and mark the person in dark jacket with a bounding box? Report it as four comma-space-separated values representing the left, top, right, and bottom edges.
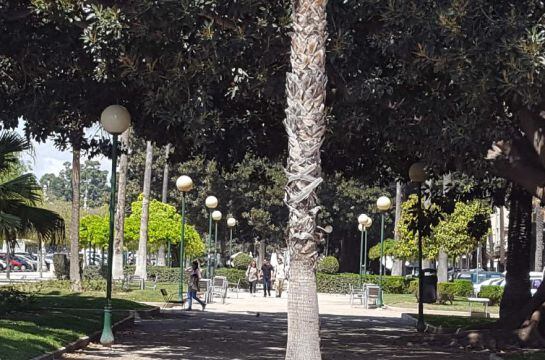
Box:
186, 260, 206, 311
260, 259, 275, 297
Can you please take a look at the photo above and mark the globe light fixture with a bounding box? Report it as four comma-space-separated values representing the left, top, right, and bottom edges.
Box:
324, 225, 333, 234
205, 196, 218, 209
212, 210, 222, 221
358, 213, 369, 226
100, 105, 131, 135
176, 175, 193, 192
227, 217, 237, 260
377, 196, 392, 212
409, 162, 427, 183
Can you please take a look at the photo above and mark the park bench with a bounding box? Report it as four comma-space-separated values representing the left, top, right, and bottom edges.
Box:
160, 288, 185, 309
122, 274, 145, 290
467, 297, 490, 318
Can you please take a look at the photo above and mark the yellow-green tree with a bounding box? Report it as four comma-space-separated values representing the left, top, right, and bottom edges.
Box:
125, 196, 205, 259
79, 214, 109, 249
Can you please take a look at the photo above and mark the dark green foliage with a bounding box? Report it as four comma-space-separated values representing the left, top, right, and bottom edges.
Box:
124, 265, 181, 283
452, 280, 474, 297
215, 268, 249, 288
437, 281, 474, 301
317, 256, 339, 274
232, 253, 253, 270
479, 285, 504, 306
315, 273, 413, 294
0, 287, 30, 314
53, 253, 70, 280
82, 266, 107, 280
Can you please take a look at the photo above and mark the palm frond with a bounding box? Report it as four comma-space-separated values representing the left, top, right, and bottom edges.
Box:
0, 132, 31, 174
0, 212, 21, 234
9, 205, 65, 245
0, 173, 42, 207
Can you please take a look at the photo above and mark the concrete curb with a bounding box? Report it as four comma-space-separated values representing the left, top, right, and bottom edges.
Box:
29, 306, 159, 360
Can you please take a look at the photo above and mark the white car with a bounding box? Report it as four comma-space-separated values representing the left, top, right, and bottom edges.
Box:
474, 277, 504, 295
476, 273, 543, 296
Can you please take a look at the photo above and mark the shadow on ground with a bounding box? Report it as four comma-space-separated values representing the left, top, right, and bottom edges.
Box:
63, 311, 488, 360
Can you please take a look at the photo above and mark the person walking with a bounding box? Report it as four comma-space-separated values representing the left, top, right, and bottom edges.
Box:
260, 258, 274, 297
275, 258, 286, 298
186, 260, 206, 311
246, 260, 259, 295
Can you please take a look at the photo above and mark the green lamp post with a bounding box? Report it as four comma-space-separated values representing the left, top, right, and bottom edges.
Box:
227, 217, 237, 261
176, 175, 193, 302
409, 162, 427, 332
205, 196, 218, 277
357, 214, 370, 287
211, 210, 222, 277
99, 104, 131, 346
376, 195, 392, 308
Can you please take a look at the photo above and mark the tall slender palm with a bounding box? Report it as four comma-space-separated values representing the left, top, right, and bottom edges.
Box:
284, 0, 327, 359
0, 132, 65, 277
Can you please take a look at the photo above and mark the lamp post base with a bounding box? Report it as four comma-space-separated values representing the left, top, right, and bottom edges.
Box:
416, 316, 426, 332
99, 304, 114, 346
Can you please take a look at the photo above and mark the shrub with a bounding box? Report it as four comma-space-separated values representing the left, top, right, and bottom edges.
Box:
0, 287, 30, 314
452, 280, 474, 297
215, 268, 249, 288
479, 285, 503, 305
124, 265, 181, 282
408, 279, 418, 297
83, 279, 107, 292
317, 256, 339, 274
232, 253, 253, 270
53, 253, 69, 280
83, 265, 107, 280
437, 282, 456, 304
315, 273, 413, 294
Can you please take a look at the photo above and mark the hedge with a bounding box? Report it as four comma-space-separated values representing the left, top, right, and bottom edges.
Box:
215, 268, 249, 288
317, 256, 339, 274
316, 273, 414, 294
232, 253, 253, 270
124, 265, 182, 282
479, 285, 503, 305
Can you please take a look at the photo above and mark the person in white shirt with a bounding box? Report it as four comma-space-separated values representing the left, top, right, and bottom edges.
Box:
275, 259, 286, 298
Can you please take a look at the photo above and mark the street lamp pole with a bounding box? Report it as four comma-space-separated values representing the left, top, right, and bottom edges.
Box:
99, 105, 131, 346
205, 196, 218, 278
176, 176, 193, 302
376, 196, 392, 308
211, 210, 222, 278
357, 214, 370, 287
227, 217, 236, 261
409, 162, 427, 332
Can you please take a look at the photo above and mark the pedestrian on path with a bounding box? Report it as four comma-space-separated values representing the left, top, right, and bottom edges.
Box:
246, 260, 259, 295
274, 258, 286, 298
186, 260, 206, 311
260, 259, 274, 297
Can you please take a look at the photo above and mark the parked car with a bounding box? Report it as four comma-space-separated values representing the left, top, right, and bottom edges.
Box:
475, 272, 542, 296
456, 269, 503, 284
0, 254, 24, 270
15, 253, 38, 270
0, 258, 6, 271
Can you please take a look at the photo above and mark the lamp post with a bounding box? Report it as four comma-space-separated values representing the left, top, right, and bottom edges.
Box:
227, 217, 236, 261
205, 196, 218, 278
176, 175, 193, 302
99, 105, 131, 346
323, 225, 333, 256
357, 214, 370, 286
211, 210, 222, 277
376, 195, 392, 308
409, 162, 427, 332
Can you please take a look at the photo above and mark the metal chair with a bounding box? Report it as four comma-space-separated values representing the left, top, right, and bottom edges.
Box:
211, 276, 228, 304
160, 288, 184, 309
349, 283, 365, 305
227, 279, 241, 299
364, 284, 380, 309
198, 279, 212, 303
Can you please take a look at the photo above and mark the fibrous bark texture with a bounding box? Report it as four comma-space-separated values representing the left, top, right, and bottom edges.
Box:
135, 140, 153, 280
284, 0, 327, 359
70, 148, 82, 292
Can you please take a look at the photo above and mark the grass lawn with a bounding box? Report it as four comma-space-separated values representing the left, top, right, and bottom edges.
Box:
383, 293, 500, 314
410, 314, 496, 329
504, 353, 545, 359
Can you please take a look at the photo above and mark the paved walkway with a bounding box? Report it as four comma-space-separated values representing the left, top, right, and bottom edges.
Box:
62, 293, 490, 360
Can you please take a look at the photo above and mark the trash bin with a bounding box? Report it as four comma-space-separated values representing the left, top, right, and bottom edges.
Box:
421, 268, 437, 303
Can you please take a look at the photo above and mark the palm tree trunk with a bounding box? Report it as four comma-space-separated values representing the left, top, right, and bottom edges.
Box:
157, 143, 171, 267
70, 147, 82, 291
500, 185, 532, 322
437, 174, 451, 282
135, 141, 153, 280
284, 1, 327, 358
392, 181, 403, 275
113, 128, 130, 280
499, 206, 506, 271
534, 200, 543, 272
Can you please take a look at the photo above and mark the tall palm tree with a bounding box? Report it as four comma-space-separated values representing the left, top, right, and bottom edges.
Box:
284, 0, 327, 359
0, 132, 65, 278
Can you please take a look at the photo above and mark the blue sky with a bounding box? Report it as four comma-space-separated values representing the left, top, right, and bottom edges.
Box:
16, 121, 112, 180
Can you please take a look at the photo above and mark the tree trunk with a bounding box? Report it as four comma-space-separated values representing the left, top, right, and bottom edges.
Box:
70, 147, 82, 292
499, 206, 506, 271
535, 201, 544, 272
284, 0, 327, 358
500, 185, 532, 322
113, 128, 130, 280
157, 143, 171, 267
437, 250, 448, 283
392, 181, 404, 275
135, 140, 153, 280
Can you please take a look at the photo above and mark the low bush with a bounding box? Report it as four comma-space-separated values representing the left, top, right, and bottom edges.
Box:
83, 266, 107, 280
437, 282, 456, 304
317, 256, 339, 274
316, 273, 413, 294
124, 265, 180, 282
215, 268, 249, 288
0, 287, 31, 314
479, 285, 503, 305
232, 253, 253, 270
452, 280, 474, 297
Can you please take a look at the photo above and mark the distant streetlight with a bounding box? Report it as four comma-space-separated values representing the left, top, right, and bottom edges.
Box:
211, 210, 222, 277
317, 225, 333, 256
205, 196, 218, 277
99, 105, 131, 346
357, 214, 370, 286
376, 195, 392, 308
409, 162, 427, 332
227, 217, 237, 261
176, 175, 193, 303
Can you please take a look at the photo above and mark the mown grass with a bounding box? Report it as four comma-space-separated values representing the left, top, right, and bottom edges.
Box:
383, 293, 500, 314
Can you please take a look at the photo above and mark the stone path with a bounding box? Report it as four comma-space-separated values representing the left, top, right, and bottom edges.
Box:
62, 293, 490, 360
